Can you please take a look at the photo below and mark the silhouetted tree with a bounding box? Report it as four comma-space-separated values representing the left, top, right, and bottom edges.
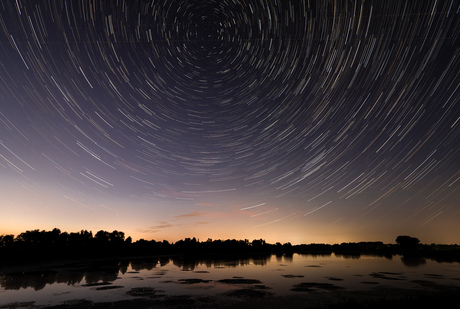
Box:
283, 242, 293, 252
396, 235, 420, 249
0, 235, 14, 248
110, 230, 125, 243
58, 231, 69, 247
46, 228, 61, 245
95, 230, 110, 243
251, 239, 266, 248
79, 230, 93, 241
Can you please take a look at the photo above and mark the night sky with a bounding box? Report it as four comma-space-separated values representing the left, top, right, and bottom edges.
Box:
0, 0, 459, 244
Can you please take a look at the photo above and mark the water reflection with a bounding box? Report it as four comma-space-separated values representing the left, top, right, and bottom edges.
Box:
401, 256, 427, 267
0, 260, 123, 290
172, 255, 270, 271
0, 271, 78, 291
130, 259, 159, 271
333, 253, 395, 260
297, 253, 332, 258
0, 253, 453, 291
283, 253, 294, 262
0, 255, 274, 290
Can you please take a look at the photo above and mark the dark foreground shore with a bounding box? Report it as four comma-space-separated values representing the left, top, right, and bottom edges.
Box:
2, 287, 458, 309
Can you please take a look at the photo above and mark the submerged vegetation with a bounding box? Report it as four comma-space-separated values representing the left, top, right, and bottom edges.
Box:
1, 229, 459, 263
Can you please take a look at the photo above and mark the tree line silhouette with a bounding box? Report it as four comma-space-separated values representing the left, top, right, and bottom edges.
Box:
1, 229, 459, 263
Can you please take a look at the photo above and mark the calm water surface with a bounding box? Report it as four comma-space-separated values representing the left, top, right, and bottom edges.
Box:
1, 253, 460, 307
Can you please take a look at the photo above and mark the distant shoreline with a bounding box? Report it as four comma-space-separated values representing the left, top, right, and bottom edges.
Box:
2, 229, 460, 264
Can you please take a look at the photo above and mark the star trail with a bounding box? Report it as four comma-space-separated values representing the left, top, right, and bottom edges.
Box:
0, 0, 459, 244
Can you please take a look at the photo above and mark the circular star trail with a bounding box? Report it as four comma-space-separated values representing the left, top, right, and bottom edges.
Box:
0, 0, 459, 243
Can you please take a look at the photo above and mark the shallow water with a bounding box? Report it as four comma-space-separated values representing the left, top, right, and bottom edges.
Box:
1, 253, 460, 307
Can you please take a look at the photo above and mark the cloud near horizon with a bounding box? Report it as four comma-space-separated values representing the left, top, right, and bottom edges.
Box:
137, 212, 211, 236
138, 221, 174, 234
173, 211, 211, 219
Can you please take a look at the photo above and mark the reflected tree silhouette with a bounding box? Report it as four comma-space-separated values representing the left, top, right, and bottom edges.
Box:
0, 255, 272, 290
401, 256, 427, 267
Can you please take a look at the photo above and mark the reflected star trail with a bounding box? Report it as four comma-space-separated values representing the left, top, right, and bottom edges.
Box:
0, 1, 459, 244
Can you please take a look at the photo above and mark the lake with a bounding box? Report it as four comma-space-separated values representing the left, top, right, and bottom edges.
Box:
1, 253, 460, 308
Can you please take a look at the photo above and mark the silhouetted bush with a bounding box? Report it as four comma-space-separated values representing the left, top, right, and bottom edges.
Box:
396, 235, 420, 249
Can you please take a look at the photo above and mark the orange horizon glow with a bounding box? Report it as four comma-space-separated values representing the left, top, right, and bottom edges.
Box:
2, 216, 459, 246
1, 179, 459, 246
